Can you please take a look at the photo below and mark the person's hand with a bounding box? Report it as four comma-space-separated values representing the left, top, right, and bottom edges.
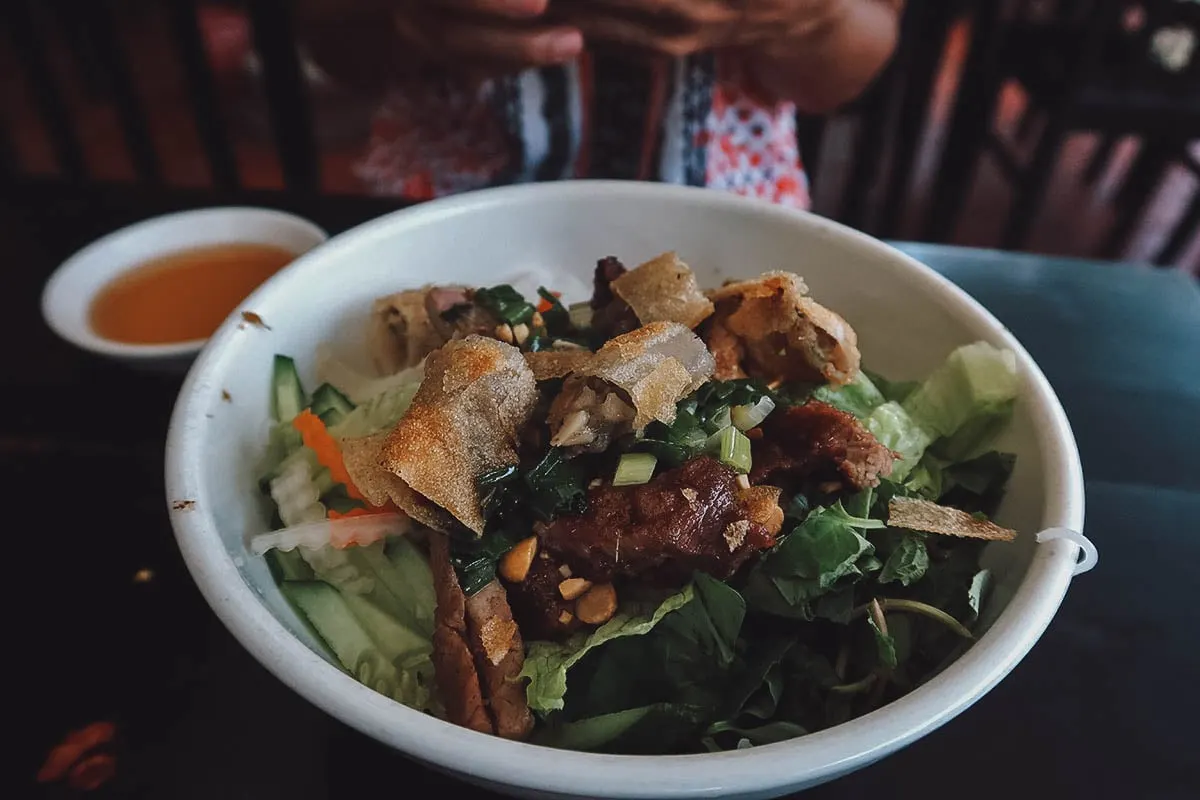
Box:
552, 0, 848, 59
296, 0, 584, 88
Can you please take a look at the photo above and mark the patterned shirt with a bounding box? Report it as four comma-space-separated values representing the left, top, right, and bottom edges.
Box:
353, 51, 811, 209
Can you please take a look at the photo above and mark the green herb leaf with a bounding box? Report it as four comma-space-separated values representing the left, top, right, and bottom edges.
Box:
532, 703, 706, 753
521, 586, 694, 714
966, 569, 991, 623
878, 533, 930, 586
867, 613, 898, 669
524, 447, 587, 521
743, 506, 877, 618
475, 284, 535, 326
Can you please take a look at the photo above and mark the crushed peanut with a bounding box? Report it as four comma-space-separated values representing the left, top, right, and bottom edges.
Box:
512, 322, 530, 344
494, 324, 515, 344
558, 563, 573, 578
531, 311, 545, 328
498, 537, 538, 583
558, 577, 592, 600
575, 583, 618, 625
558, 610, 574, 625
681, 487, 698, 504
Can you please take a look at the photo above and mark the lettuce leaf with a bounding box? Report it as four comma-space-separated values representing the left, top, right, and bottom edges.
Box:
743, 504, 879, 619
520, 586, 694, 714
812, 371, 886, 418
865, 401, 935, 481
329, 380, 421, 439
902, 342, 1019, 459
533, 703, 707, 753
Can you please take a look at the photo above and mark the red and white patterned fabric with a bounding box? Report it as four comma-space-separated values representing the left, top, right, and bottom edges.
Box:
353, 52, 810, 211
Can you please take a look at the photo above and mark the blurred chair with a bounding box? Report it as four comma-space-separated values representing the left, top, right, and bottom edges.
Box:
925, 0, 1200, 262
804, 1, 969, 236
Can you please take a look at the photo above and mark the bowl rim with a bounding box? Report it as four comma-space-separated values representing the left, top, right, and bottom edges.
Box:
165, 181, 1085, 798
40, 206, 328, 360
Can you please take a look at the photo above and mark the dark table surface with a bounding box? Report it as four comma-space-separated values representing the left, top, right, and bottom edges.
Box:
7, 185, 1200, 800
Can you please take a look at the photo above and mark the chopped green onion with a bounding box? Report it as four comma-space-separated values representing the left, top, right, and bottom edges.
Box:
475, 285, 535, 326
705, 405, 732, 433
612, 453, 658, 486
706, 426, 752, 474
567, 302, 594, 330
731, 396, 777, 431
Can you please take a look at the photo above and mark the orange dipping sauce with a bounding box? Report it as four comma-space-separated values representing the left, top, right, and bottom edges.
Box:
89, 243, 296, 344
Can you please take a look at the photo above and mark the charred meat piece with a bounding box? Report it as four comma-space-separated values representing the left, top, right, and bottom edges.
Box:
540, 456, 783, 586
429, 533, 493, 734
426, 286, 503, 342
590, 257, 640, 339
429, 534, 535, 740
464, 581, 535, 740
503, 553, 583, 641
751, 400, 896, 491
704, 271, 861, 386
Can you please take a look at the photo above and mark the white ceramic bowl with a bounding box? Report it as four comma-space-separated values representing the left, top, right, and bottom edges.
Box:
165, 182, 1087, 799
41, 207, 327, 371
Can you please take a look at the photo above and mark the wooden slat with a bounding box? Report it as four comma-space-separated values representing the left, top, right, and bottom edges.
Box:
921, 0, 1007, 243
166, 0, 239, 190
1156, 188, 1200, 266
76, 0, 161, 183
838, 70, 897, 232
877, 3, 954, 238
2, 0, 86, 180
795, 113, 827, 191
245, 0, 319, 192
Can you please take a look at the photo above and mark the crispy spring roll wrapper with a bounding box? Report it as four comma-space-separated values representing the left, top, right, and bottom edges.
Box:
369, 288, 445, 374
706, 271, 861, 386
888, 497, 1017, 541
379, 336, 539, 534
428, 533, 494, 735
523, 349, 593, 381
339, 432, 455, 531
580, 321, 714, 427
610, 252, 715, 329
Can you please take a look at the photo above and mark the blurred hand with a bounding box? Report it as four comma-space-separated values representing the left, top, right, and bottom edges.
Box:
553, 0, 848, 59
297, 0, 584, 87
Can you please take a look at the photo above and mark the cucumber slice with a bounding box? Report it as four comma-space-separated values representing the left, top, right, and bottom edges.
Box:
311, 382, 356, 427
272, 354, 307, 423
280, 580, 432, 707
266, 548, 316, 582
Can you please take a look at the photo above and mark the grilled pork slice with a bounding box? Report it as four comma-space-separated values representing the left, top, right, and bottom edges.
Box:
751, 400, 896, 491
704, 271, 861, 386
539, 456, 783, 586
428, 533, 492, 734
429, 534, 535, 740
379, 336, 539, 534
463, 581, 534, 740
